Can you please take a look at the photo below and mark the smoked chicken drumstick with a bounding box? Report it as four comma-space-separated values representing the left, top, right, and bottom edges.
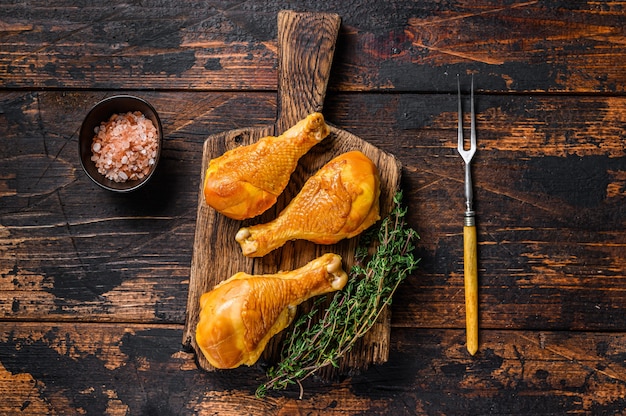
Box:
203, 112, 330, 220
195, 253, 348, 369
235, 150, 381, 257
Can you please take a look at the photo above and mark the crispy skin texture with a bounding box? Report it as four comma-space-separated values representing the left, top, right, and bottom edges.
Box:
195, 253, 347, 369
203, 113, 330, 220
235, 151, 381, 257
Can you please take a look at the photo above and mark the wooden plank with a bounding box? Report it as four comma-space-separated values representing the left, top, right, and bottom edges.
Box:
1, 322, 625, 415
2, 91, 626, 332
1, 1, 625, 93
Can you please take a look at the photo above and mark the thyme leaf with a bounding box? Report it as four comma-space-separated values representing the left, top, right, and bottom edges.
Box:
257, 191, 420, 398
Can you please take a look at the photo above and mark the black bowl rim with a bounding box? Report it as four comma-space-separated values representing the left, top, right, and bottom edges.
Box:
79, 95, 163, 193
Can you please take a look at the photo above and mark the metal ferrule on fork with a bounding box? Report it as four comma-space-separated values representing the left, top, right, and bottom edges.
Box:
463, 161, 475, 227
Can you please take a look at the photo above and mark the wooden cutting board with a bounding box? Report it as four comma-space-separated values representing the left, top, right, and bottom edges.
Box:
182, 10, 402, 374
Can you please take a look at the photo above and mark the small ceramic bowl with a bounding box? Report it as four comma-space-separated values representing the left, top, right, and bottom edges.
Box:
79, 95, 163, 192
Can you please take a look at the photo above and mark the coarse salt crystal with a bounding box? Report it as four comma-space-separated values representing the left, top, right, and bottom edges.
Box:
91, 111, 159, 183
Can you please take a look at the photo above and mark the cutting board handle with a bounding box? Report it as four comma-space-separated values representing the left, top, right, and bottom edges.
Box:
275, 10, 341, 134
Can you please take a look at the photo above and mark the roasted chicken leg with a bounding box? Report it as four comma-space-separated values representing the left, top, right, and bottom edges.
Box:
195, 253, 348, 369
203, 112, 330, 220
235, 151, 381, 257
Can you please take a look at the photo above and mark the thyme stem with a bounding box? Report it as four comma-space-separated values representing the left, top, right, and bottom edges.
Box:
256, 191, 420, 398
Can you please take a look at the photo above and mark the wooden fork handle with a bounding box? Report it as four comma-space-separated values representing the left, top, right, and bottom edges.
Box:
464, 224, 479, 355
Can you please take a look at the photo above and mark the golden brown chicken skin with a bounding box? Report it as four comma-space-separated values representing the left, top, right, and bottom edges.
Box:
235, 150, 381, 257
203, 112, 330, 220
195, 253, 348, 369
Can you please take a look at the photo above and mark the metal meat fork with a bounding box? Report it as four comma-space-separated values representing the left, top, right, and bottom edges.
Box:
457, 75, 478, 355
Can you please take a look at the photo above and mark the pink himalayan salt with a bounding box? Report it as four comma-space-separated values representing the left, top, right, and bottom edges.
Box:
91, 111, 159, 183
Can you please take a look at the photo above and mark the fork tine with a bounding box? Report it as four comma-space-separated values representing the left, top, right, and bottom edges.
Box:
457, 76, 464, 155
470, 75, 477, 153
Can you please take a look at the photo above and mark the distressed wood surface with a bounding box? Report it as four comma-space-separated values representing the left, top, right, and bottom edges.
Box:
1, 1, 625, 93
2, 323, 626, 415
2, 1, 626, 414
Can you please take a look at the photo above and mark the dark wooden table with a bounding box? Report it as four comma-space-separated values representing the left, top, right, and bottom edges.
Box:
2, 1, 626, 415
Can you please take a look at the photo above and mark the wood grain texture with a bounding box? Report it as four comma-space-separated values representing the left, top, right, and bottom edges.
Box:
2, 1, 626, 413
463, 224, 478, 355
275, 11, 340, 132
2, 322, 626, 415
2, 91, 626, 331
1, 1, 625, 93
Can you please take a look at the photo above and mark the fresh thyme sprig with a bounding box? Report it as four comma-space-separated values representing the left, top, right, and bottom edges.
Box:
256, 191, 420, 398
